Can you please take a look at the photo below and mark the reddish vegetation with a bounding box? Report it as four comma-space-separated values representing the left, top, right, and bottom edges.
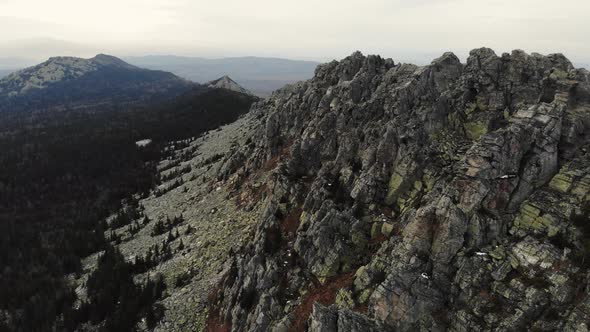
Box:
432, 308, 451, 326
369, 233, 387, 246
478, 289, 492, 300
207, 283, 223, 304
235, 182, 268, 209
263, 142, 293, 171
206, 274, 233, 332
263, 154, 282, 171
550, 259, 570, 272
281, 207, 303, 237
234, 142, 294, 209
206, 308, 231, 332
288, 272, 355, 332
353, 304, 368, 314
379, 206, 394, 218
230, 143, 291, 210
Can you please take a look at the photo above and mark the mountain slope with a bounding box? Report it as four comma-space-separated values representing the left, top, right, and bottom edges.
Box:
0, 72, 257, 330
0, 54, 192, 112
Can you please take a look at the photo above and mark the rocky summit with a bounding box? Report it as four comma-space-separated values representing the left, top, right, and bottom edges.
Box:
89, 47, 590, 332
197, 47, 590, 331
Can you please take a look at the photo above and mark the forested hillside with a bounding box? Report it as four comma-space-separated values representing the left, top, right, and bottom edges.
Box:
0, 85, 256, 331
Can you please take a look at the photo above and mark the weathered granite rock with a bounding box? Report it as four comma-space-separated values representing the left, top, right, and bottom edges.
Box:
208, 48, 590, 332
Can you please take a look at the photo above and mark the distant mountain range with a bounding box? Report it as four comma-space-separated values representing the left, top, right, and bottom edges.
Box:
0, 54, 193, 113
124, 55, 319, 96
0, 55, 318, 99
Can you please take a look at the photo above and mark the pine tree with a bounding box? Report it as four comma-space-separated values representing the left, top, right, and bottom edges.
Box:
185, 225, 194, 235
151, 219, 165, 236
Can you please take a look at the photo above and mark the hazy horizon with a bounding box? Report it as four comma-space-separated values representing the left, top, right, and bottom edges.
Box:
1, 0, 590, 67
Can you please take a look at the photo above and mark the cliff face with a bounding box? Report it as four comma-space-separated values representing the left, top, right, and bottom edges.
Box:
209, 48, 590, 331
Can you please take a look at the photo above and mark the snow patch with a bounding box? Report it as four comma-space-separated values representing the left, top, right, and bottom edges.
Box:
135, 139, 152, 147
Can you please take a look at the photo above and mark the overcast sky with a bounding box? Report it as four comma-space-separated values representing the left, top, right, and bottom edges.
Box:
0, 0, 589, 65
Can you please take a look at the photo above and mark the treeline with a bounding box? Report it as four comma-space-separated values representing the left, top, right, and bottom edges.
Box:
150, 215, 184, 237
0, 87, 256, 331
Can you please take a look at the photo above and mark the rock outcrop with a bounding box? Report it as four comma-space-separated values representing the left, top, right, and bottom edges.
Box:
207, 48, 590, 331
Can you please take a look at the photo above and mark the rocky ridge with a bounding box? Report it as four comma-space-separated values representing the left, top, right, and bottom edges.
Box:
203, 48, 590, 331
85, 47, 590, 332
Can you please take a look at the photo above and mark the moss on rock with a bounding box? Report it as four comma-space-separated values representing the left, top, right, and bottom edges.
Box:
549, 173, 573, 193
464, 121, 488, 140
335, 288, 355, 309
385, 172, 405, 205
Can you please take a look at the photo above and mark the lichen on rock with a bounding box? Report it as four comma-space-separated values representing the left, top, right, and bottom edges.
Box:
197, 48, 590, 331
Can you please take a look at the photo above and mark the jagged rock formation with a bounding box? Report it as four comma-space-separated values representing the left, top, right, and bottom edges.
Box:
208, 75, 253, 95
205, 48, 590, 331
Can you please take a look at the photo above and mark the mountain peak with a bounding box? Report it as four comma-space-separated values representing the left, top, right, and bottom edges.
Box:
91, 54, 135, 68
0, 54, 190, 109
0, 56, 100, 95
39, 54, 134, 71
207, 75, 252, 95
